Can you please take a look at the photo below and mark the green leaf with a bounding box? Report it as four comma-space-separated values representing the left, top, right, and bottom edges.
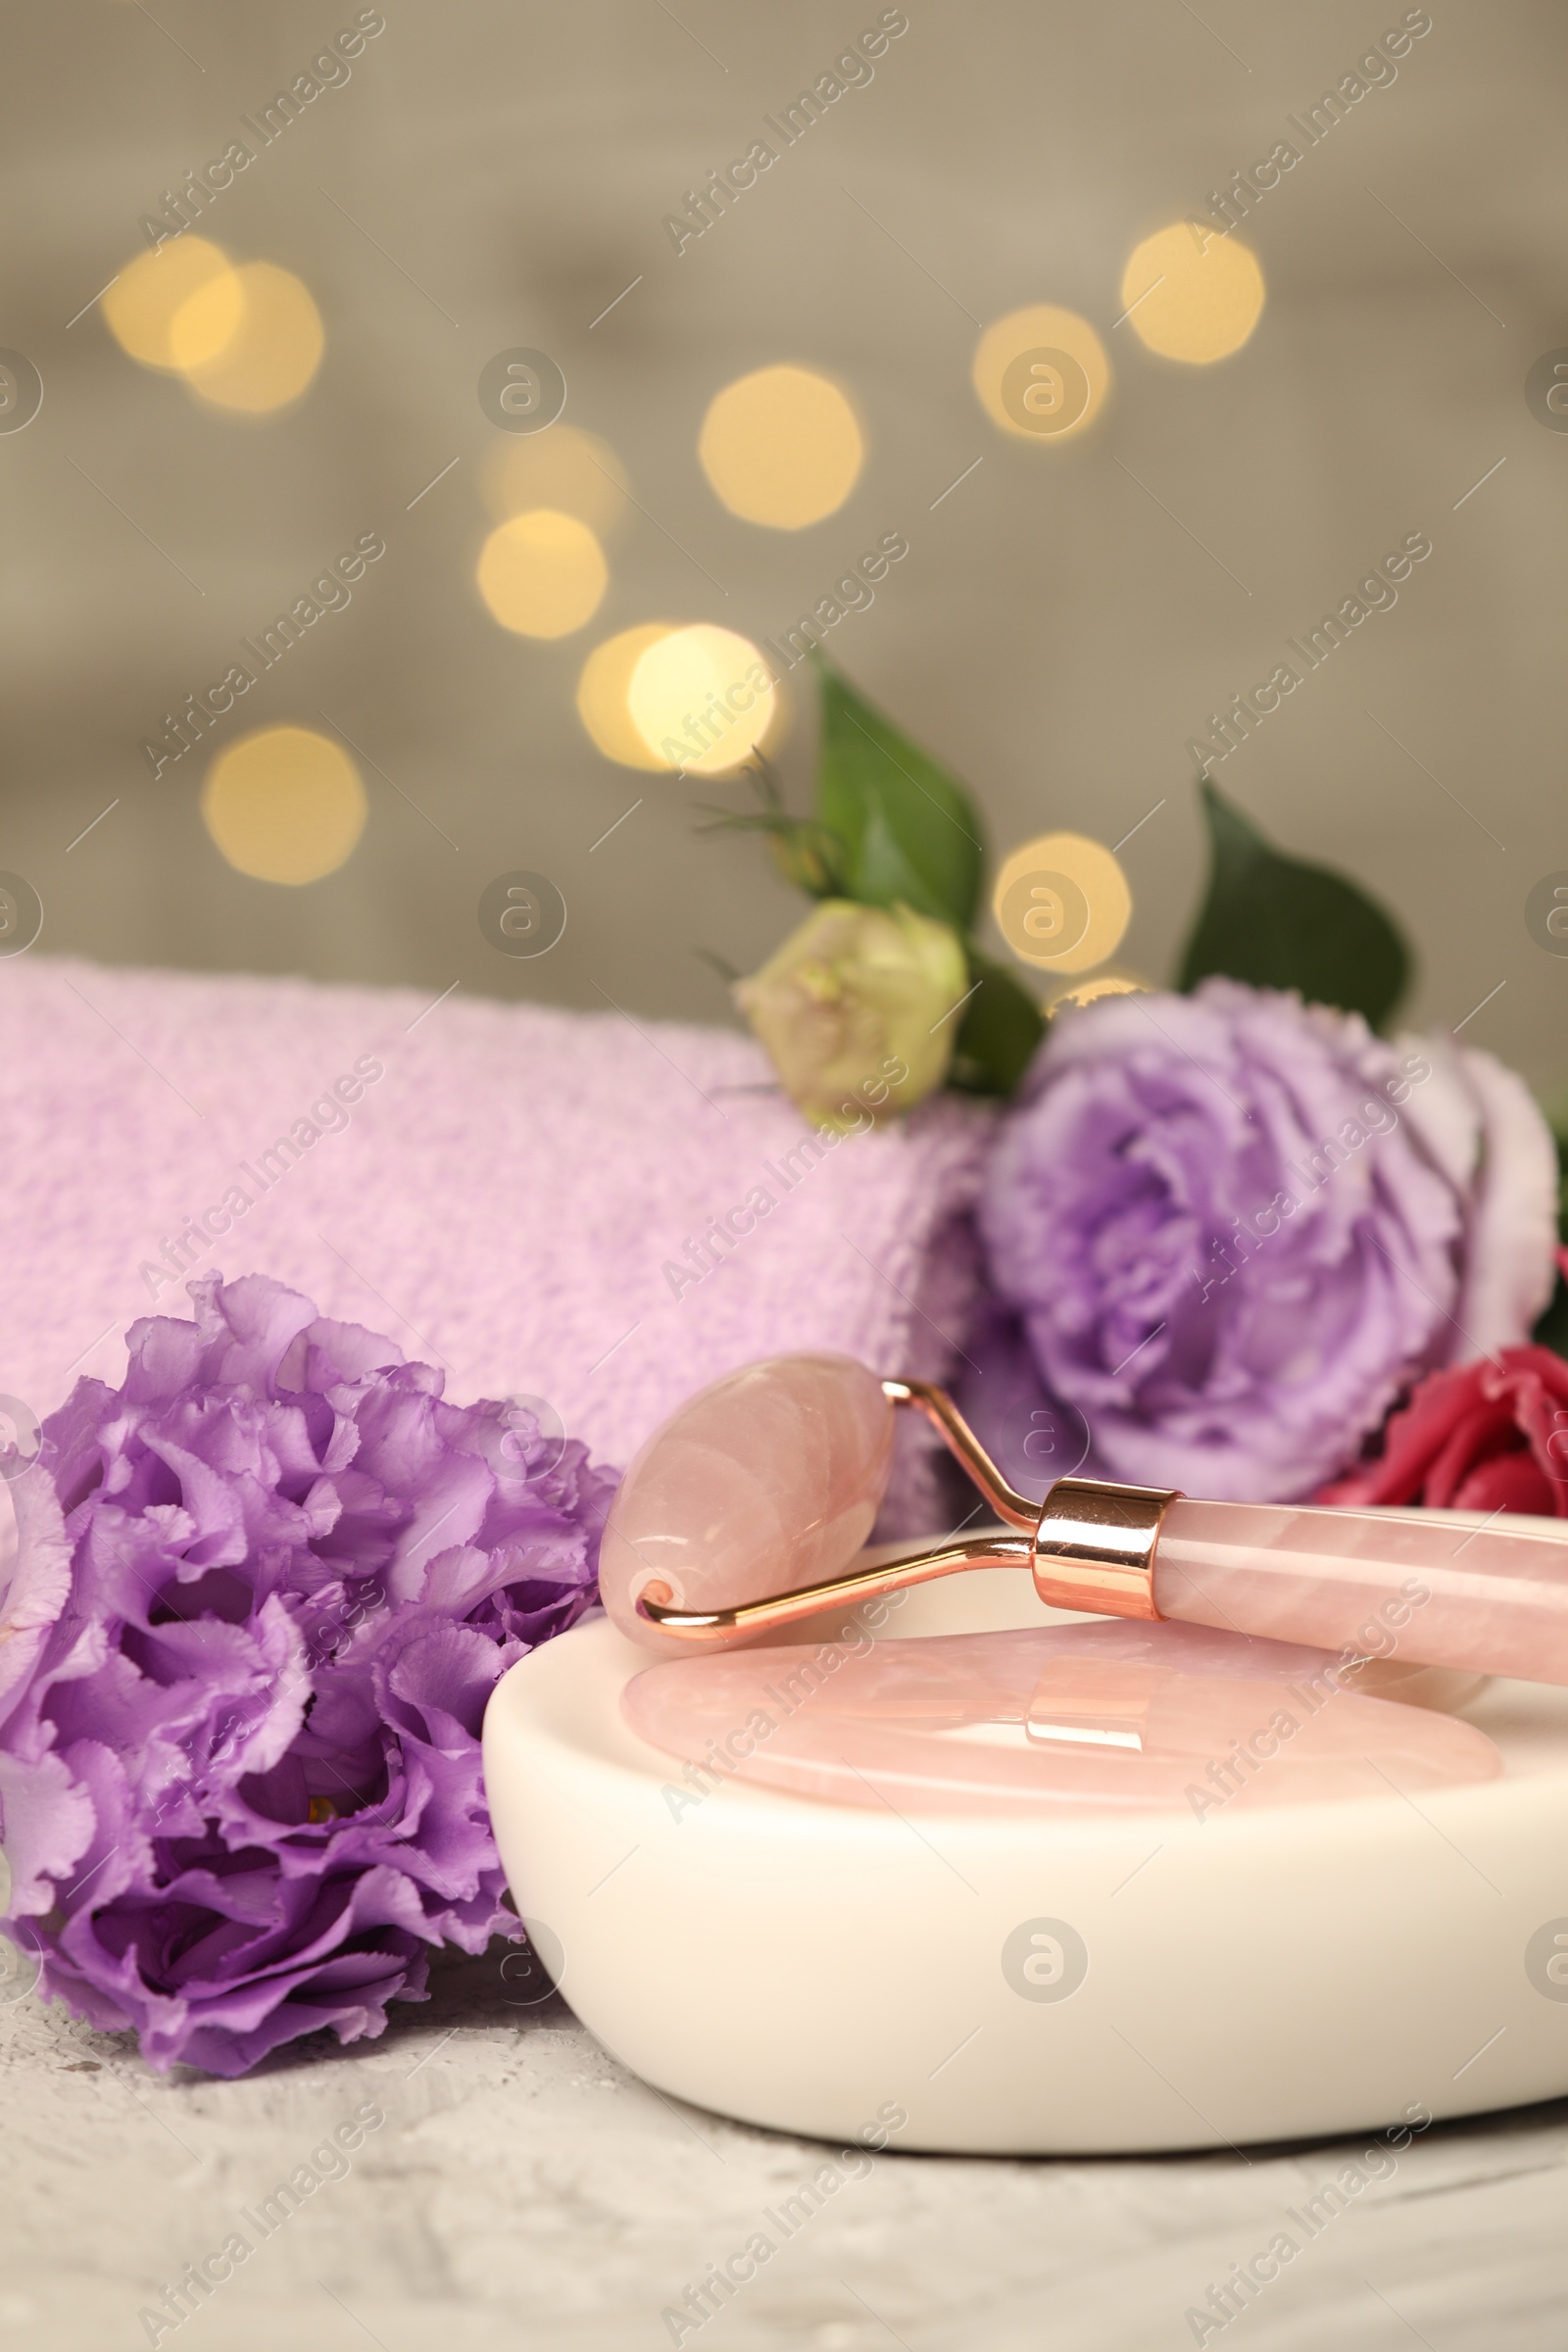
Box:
814, 659, 984, 932
1177, 777, 1411, 1030
948, 949, 1045, 1097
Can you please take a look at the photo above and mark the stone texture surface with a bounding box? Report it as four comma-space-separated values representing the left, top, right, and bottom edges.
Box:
5, 1939, 1567, 2352
1157, 1499, 1568, 1684
622, 1619, 1505, 1813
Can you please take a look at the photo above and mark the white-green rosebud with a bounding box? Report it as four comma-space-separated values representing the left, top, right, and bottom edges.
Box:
734, 898, 969, 1132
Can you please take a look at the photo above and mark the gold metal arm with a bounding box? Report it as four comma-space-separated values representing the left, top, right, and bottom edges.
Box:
636, 1533, 1035, 1641
635, 1375, 1183, 1644
877, 1377, 1038, 1531
880, 1379, 1176, 1621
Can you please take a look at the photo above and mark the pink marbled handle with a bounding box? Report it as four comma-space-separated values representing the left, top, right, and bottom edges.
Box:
1153, 1498, 1568, 1683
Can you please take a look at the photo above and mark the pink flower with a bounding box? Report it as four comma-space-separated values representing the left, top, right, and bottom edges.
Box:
1318, 1345, 1568, 1516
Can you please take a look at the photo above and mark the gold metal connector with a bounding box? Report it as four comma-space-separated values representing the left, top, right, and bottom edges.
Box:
1031, 1475, 1176, 1621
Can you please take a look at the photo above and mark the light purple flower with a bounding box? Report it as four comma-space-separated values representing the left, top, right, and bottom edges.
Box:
967, 981, 1558, 1502
0, 1273, 616, 2077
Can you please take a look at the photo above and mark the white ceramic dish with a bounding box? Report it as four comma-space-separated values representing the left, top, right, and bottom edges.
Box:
482, 1514, 1568, 2154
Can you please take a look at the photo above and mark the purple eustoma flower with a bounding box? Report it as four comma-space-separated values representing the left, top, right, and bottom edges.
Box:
967, 981, 1558, 1503
0, 1273, 616, 2077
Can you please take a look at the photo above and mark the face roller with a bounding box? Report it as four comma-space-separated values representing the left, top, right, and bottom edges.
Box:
598, 1352, 1568, 1684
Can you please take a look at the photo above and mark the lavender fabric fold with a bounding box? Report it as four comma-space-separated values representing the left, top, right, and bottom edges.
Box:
0, 958, 993, 1529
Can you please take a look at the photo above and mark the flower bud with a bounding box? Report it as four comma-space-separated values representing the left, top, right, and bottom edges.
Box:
734, 899, 968, 1131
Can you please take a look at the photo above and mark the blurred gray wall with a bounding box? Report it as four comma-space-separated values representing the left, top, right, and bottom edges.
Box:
5, 0, 1567, 1092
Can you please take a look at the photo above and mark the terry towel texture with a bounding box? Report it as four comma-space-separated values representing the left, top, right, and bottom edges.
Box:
2, 959, 994, 1529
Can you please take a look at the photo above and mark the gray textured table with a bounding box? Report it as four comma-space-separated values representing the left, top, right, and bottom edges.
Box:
5, 1941, 1566, 2352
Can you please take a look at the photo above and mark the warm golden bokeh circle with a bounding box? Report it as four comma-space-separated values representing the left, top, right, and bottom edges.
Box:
627, 624, 778, 775
477, 510, 609, 638
1121, 223, 1266, 364
483, 426, 630, 535
1047, 971, 1150, 1014
182, 262, 324, 413
972, 306, 1109, 442
699, 366, 863, 528
202, 726, 367, 885
576, 624, 679, 768
168, 273, 248, 373
103, 238, 244, 371
994, 832, 1132, 972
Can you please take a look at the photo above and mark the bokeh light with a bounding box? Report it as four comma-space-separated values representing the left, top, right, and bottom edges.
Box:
576, 623, 679, 768
477, 510, 608, 638
699, 366, 863, 528
993, 831, 1131, 973
169, 272, 248, 373
971, 305, 1109, 443
482, 425, 630, 536
103, 238, 243, 371
182, 262, 324, 413
1121, 222, 1265, 364
1048, 971, 1150, 1014
627, 624, 778, 775
202, 725, 367, 885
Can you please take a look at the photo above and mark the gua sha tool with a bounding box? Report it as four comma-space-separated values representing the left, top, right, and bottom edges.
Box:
622, 1619, 1504, 1816
600, 1351, 1568, 1685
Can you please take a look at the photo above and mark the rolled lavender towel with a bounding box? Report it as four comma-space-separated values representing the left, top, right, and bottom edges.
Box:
0, 958, 994, 1529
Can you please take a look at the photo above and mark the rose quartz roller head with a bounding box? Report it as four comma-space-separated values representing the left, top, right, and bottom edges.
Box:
601, 1354, 1568, 1686
598, 1354, 899, 1657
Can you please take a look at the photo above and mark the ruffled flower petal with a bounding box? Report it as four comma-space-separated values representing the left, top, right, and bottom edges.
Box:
0, 1273, 617, 2074
972, 981, 1559, 1501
